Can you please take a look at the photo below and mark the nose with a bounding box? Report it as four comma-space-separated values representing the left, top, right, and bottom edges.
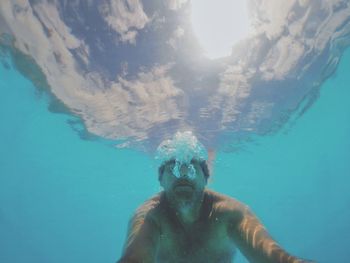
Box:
179, 164, 190, 177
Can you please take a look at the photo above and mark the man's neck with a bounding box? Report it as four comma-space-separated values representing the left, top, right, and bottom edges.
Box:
173, 192, 205, 226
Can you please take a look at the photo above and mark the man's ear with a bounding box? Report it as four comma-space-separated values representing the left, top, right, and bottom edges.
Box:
207, 149, 215, 177
158, 173, 164, 187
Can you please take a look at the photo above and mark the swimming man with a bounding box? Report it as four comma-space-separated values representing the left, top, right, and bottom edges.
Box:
117, 131, 314, 263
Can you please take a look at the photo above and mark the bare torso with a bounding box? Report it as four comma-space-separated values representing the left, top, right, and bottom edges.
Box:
118, 189, 308, 263
152, 190, 240, 263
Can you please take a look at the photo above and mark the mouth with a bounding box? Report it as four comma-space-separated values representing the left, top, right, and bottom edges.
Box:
174, 180, 194, 190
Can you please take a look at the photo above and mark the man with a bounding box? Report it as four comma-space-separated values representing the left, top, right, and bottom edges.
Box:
117, 131, 314, 263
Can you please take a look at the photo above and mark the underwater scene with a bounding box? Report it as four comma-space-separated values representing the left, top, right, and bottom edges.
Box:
1, 1, 350, 262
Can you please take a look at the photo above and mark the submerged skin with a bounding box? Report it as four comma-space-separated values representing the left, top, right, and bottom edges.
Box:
118, 161, 312, 263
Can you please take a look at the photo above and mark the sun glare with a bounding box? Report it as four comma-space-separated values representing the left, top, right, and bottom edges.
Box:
190, 0, 251, 59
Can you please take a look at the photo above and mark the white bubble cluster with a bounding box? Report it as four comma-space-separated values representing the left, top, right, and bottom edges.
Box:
155, 131, 208, 167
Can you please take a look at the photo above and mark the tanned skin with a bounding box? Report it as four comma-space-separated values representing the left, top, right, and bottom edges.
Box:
117, 160, 313, 263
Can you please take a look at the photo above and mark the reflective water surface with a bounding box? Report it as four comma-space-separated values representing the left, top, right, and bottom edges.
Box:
1, 0, 350, 151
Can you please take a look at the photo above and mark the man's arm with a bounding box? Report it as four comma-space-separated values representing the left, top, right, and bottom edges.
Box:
229, 205, 313, 263
117, 198, 160, 263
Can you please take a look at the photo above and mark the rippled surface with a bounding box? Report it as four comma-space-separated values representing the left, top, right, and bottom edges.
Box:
1, 0, 350, 151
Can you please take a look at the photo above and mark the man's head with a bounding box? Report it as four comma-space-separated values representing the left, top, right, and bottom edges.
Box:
156, 131, 209, 207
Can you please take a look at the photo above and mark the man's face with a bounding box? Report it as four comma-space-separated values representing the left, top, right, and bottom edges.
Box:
160, 159, 207, 207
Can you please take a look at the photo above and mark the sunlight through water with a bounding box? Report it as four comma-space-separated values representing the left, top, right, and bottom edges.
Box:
1, 0, 349, 151
190, 0, 251, 59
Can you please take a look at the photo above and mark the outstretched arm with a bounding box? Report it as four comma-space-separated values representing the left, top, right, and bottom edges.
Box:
230, 205, 314, 263
117, 198, 160, 263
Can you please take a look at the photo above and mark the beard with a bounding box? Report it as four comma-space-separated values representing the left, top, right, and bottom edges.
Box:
166, 186, 204, 212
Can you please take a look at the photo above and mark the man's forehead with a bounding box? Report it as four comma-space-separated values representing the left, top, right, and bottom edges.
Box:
155, 131, 208, 166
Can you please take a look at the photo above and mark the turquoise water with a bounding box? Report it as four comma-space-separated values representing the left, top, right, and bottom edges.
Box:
1, 47, 350, 263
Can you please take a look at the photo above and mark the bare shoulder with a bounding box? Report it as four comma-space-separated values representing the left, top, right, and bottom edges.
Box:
205, 189, 247, 223
130, 192, 163, 225
206, 189, 247, 211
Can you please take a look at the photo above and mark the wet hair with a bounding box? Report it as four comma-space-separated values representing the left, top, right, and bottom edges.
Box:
158, 159, 210, 181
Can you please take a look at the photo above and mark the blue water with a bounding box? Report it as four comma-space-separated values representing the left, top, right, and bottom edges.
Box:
1, 47, 350, 263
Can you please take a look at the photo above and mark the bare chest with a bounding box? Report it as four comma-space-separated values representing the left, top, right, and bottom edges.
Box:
157, 216, 236, 263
